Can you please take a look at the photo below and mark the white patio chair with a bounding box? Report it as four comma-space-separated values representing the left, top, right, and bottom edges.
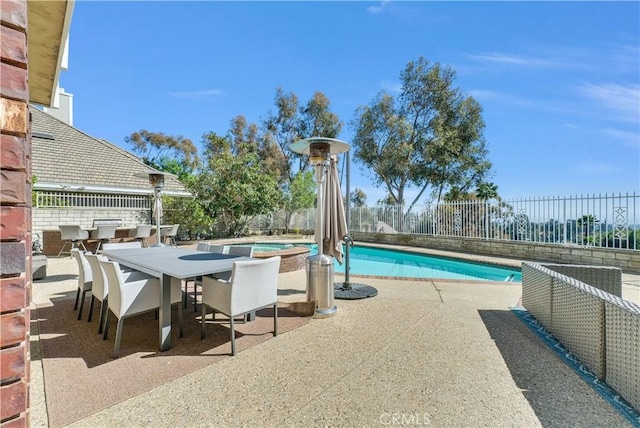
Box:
213, 245, 254, 282
85, 253, 135, 334
200, 256, 281, 356
183, 242, 211, 309
100, 259, 184, 358
85, 253, 111, 334
207, 245, 226, 254
189, 243, 227, 312
70, 249, 92, 320
91, 224, 117, 251
128, 225, 153, 247
160, 224, 179, 247
58, 225, 89, 257
101, 241, 142, 250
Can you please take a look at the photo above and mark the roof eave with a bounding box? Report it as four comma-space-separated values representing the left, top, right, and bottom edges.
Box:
27, 0, 75, 107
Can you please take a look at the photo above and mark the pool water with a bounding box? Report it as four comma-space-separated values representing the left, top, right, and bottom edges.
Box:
237, 243, 522, 282
236, 243, 295, 253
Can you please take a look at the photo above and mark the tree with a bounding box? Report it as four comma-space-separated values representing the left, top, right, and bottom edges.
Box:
576, 214, 599, 245
193, 132, 282, 236
125, 130, 198, 171
263, 87, 343, 182
350, 57, 492, 230
262, 87, 343, 231
350, 188, 367, 207
475, 182, 499, 200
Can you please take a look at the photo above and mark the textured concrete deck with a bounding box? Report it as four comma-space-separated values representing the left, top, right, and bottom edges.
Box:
29, 246, 638, 427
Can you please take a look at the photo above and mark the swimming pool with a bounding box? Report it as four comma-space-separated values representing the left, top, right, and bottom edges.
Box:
233, 243, 522, 282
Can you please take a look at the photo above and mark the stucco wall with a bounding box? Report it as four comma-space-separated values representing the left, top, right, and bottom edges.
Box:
351, 232, 640, 274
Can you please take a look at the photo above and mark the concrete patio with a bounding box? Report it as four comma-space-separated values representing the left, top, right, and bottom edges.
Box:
29, 247, 639, 427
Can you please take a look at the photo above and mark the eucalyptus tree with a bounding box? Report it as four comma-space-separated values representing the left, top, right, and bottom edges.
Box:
350, 57, 492, 231
125, 130, 198, 174
263, 87, 343, 183
262, 87, 343, 231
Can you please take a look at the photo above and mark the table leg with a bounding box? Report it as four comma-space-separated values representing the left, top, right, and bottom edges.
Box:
159, 273, 172, 351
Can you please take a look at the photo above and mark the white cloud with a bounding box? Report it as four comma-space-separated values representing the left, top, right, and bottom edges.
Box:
168, 89, 223, 98
380, 81, 402, 93
575, 83, 640, 124
600, 128, 640, 149
367, 0, 391, 14
467, 52, 553, 68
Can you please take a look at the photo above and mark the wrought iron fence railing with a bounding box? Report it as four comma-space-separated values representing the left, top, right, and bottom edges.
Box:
249, 192, 639, 250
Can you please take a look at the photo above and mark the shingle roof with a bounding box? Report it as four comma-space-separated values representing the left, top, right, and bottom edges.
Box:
30, 106, 189, 196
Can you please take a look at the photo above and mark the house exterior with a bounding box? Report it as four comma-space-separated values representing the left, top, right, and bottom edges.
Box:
30, 104, 190, 253
1, 1, 74, 425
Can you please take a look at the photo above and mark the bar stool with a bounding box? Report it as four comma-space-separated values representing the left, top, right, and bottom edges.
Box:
91, 225, 117, 251
128, 225, 153, 247
57, 225, 89, 257
160, 224, 179, 247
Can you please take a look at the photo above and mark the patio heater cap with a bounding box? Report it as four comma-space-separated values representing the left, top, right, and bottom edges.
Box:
134, 171, 177, 187
290, 137, 350, 164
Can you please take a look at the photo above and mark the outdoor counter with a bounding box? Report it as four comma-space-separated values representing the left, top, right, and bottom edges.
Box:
41, 227, 161, 257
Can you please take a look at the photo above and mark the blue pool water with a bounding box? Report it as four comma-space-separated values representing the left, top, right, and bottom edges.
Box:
236, 243, 522, 282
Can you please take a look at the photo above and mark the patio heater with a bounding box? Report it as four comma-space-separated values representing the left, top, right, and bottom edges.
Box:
134, 171, 176, 247
290, 137, 349, 318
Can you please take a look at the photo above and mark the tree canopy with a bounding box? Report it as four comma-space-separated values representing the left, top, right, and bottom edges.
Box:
192, 132, 283, 236
125, 129, 198, 174
350, 56, 493, 213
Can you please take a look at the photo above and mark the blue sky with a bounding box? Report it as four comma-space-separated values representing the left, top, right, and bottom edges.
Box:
58, 1, 639, 204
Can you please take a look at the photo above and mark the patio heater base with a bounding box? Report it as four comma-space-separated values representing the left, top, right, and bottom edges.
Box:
313, 305, 338, 319
334, 282, 378, 300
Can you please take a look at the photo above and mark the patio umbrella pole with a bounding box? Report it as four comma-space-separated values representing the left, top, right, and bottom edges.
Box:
334, 149, 378, 300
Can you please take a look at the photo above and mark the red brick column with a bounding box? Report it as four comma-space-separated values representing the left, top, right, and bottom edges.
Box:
0, 1, 31, 426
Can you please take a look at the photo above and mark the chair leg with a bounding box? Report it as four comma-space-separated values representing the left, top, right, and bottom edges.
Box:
73, 288, 80, 310
274, 302, 278, 337
200, 304, 207, 339
103, 311, 110, 340
77, 290, 88, 320
113, 317, 125, 358
98, 300, 107, 334
79, 241, 88, 252
87, 295, 95, 322
230, 317, 236, 356
57, 241, 71, 258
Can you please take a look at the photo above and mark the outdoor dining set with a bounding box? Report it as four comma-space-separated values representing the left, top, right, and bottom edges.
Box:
68, 241, 281, 358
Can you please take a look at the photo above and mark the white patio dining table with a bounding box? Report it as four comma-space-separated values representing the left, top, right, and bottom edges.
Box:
100, 246, 251, 351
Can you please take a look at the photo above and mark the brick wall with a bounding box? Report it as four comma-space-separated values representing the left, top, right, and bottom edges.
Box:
351, 232, 640, 273
0, 1, 31, 426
